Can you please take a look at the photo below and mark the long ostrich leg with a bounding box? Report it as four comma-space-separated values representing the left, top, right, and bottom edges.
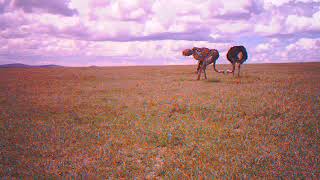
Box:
196, 61, 202, 74
238, 63, 241, 77
197, 67, 202, 80
203, 68, 207, 79
232, 63, 235, 77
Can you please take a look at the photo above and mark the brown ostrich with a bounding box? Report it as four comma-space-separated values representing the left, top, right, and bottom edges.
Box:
224, 45, 248, 77
182, 47, 208, 73
182, 47, 222, 80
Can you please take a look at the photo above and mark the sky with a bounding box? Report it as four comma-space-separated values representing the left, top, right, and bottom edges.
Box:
0, 0, 319, 66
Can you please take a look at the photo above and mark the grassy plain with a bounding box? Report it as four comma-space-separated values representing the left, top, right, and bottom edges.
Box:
0, 63, 319, 178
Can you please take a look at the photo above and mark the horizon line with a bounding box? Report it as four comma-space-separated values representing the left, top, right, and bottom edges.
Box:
0, 61, 320, 68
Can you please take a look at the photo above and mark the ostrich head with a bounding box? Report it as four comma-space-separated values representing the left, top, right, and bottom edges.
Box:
182, 47, 204, 56
182, 48, 194, 56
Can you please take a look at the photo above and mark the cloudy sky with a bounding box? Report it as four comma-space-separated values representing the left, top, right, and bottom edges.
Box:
0, 0, 319, 66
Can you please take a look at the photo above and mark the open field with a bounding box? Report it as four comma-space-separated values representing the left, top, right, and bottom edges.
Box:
0, 63, 319, 178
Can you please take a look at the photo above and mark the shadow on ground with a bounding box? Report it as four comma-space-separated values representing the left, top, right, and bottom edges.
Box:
206, 78, 221, 83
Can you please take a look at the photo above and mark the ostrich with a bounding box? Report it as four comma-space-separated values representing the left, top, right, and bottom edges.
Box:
182, 47, 222, 80
224, 46, 248, 77
182, 47, 208, 73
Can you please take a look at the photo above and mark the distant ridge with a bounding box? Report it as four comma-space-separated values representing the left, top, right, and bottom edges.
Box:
0, 63, 63, 68
38, 64, 62, 68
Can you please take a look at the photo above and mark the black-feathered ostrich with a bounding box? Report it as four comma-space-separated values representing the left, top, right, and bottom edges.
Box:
224, 46, 248, 77
182, 47, 222, 80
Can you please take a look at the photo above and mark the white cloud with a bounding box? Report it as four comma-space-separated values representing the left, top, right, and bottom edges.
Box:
208, 0, 255, 17
256, 43, 271, 52
217, 22, 251, 34
263, 0, 292, 8
286, 10, 320, 33
144, 18, 167, 35
254, 13, 283, 35
1, 0, 320, 65
286, 38, 320, 50
255, 38, 281, 53
295, 0, 320, 3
